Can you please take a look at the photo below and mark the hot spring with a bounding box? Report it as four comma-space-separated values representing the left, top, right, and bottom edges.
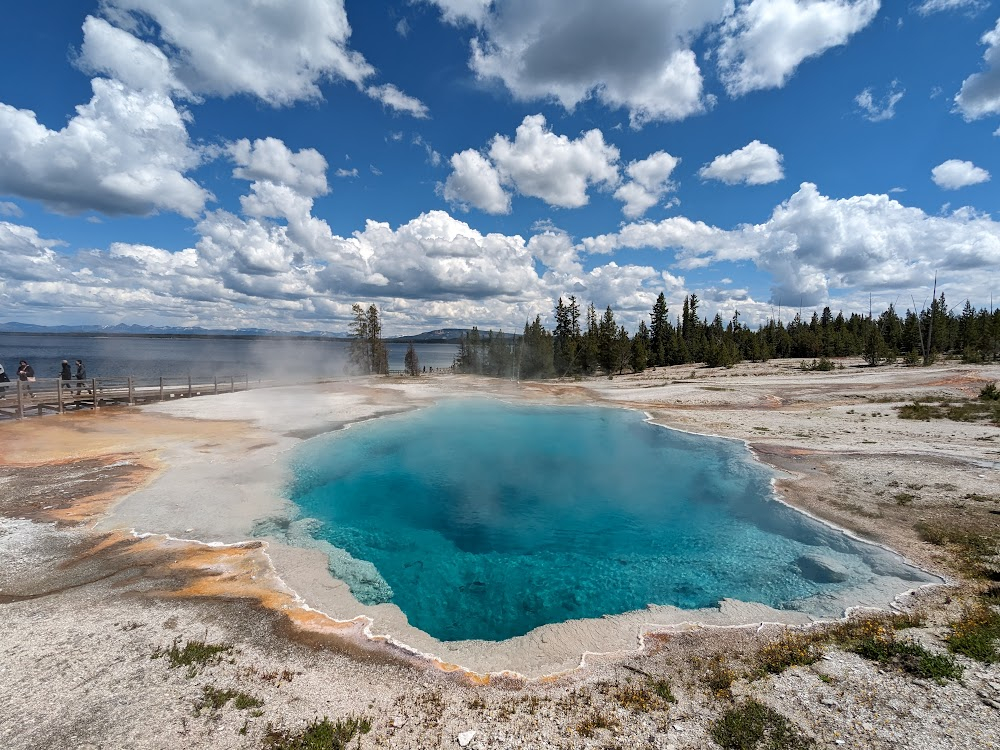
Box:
283, 399, 933, 642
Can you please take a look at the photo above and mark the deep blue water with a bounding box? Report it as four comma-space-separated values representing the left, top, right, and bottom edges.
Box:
287, 400, 929, 642
0, 333, 457, 381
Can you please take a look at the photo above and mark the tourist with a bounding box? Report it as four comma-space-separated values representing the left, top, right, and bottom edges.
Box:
0, 363, 9, 394
17, 360, 35, 397
75, 359, 89, 396
60, 360, 72, 389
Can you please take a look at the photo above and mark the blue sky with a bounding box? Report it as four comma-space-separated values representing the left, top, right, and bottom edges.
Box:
1, 0, 999, 334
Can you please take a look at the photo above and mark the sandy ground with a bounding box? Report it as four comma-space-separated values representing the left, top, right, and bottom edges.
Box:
2, 360, 999, 749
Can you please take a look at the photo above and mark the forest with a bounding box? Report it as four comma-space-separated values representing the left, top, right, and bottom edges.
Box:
451, 293, 1000, 379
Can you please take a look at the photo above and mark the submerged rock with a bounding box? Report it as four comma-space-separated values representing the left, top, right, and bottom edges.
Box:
796, 554, 850, 583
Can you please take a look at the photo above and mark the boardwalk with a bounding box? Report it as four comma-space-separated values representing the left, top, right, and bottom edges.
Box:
0, 374, 249, 420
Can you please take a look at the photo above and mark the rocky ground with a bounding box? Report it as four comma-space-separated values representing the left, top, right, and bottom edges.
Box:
1, 358, 999, 749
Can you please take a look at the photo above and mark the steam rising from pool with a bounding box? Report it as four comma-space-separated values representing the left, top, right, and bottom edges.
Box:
283, 400, 933, 642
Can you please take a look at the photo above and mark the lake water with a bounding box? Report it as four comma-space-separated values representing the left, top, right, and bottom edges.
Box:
0, 333, 457, 381
286, 399, 933, 642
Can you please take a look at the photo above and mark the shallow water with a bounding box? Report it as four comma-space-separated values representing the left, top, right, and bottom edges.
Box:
286, 399, 931, 642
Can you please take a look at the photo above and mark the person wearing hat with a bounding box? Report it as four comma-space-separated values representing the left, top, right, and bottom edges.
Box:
60, 359, 72, 390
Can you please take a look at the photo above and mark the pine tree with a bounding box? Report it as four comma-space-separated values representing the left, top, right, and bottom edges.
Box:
404, 343, 419, 376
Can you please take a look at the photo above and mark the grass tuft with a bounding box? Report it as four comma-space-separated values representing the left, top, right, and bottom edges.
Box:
263, 715, 372, 750
948, 604, 1000, 663
710, 700, 815, 750
193, 685, 264, 716
576, 709, 619, 737
151, 636, 233, 678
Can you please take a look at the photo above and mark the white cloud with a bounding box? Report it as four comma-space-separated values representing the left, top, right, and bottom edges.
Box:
365, 84, 430, 118
443, 115, 620, 212
99, 0, 374, 106
335, 168, 359, 178
855, 81, 905, 121
931, 159, 991, 189
614, 151, 681, 218
581, 182, 1000, 307
488, 115, 620, 207
0, 76, 211, 218
915, 0, 988, 14
955, 18, 1000, 120
440, 0, 730, 125
0, 201, 23, 218
699, 140, 784, 185
77, 15, 186, 96
229, 138, 329, 199
718, 0, 881, 96
442, 149, 511, 214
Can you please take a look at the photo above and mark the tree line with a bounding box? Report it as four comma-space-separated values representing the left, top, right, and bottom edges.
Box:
453, 293, 1000, 379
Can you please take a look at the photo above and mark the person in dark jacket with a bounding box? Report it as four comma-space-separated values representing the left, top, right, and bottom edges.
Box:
60, 360, 72, 389
0, 363, 9, 394
75, 360, 89, 396
17, 360, 34, 397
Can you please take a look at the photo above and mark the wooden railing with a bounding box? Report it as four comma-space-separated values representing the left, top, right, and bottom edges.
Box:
0, 374, 250, 420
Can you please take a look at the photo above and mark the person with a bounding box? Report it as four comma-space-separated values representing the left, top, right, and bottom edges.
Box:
60, 360, 72, 390
0, 363, 9, 394
17, 360, 35, 398
75, 359, 89, 396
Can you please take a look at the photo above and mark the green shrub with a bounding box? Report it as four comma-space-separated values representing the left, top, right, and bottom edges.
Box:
981, 382, 1000, 401
151, 637, 233, 678
264, 716, 372, 750
710, 700, 815, 750
948, 605, 1000, 663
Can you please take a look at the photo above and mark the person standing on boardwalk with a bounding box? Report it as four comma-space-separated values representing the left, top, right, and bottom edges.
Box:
17, 360, 35, 397
75, 359, 88, 396
60, 360, 72, 390
0, 363, 9, 394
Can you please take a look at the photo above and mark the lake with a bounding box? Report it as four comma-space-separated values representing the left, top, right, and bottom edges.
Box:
0, 333, 458, 381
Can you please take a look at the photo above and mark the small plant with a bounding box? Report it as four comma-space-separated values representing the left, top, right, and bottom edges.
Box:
263, 715, 372, 750
948, 604, 1000, 663
710, 700, 815, 750
704, 655, 738, 697
914, 521, 999, 578
894, 492, 917, 506
614, 679, 676, 712
981, 381, 1000, 401
799, 358, 835, 372
756, 632, 822, 675
193, 685, 264, 717
576, 709, 619, 737
151, 636, 233, 678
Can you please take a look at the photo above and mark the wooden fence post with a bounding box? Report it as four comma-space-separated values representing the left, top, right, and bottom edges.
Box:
91, 378, 99, 410
230, 375, 235, 392
214, 376, 218, 395
245, 374, 249, 391
16, 379, 24, 420
57, 378, 64, 414
187, 374, 192, 398
128, 377, 135, 405
159, 377, 164, 401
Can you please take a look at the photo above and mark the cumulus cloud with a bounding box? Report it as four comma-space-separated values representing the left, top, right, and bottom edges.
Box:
955, 17, 1000, 120
580, 182, 1000, 307
0, 76, 211, 218
99, 0, 375, 106
442, 149, 511, 214
699, 140, 784, 185
718, 0, 881, 96
433, 0, 730, 125
77, 15, 187, 96
229, 138, 329, 199
855, 81, 905, 121
443, 115, 619, 213
365, 84, 430, 118
488, 115, 620, 207
931, 159, 991, 189
614, 151, 681, 218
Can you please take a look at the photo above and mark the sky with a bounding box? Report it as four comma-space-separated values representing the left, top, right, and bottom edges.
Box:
1, 0, 999, 335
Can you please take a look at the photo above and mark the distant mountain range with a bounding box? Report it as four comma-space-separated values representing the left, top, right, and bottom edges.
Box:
0, 321, 468, 343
